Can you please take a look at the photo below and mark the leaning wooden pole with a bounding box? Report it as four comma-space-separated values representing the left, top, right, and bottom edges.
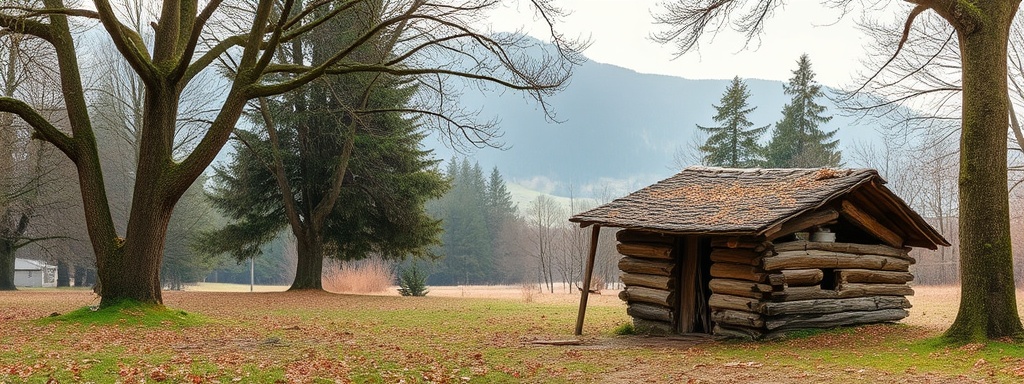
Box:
575, 225, 602, 335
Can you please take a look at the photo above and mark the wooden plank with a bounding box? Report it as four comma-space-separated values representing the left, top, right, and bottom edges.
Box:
575, 225, 602, 336
836, 283, 915, 297
617, 243, 674, 260
773, 241, 912, 261
620, 286, 675, 307
762, 250, 911, 272
616, 229, 676, 245
618, 257, 677, 276
710, 262, 767, 283
712, 309, 764, 328
709, 278, 773, 299
767, 269, 824, 287
763, 209, 840, 240
839, 200, 904, 248
710, 248, 762, 266
760, 296, 912, 316
769, 286, 837, 301
628, 303, 674, 323
765, 308, 909, 331
837, 269, 914, 284
678, 237, 699, 333
709, 294, 762, 313
620, 272, 674, 290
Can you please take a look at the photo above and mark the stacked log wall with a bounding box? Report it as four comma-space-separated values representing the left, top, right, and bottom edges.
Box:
615, 230, 677, 334
709, 239, 914, 339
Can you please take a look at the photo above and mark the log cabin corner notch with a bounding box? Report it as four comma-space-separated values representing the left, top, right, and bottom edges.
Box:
570, 167, 948, 339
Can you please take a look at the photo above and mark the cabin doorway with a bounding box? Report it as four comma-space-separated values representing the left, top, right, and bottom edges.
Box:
676, 236, 713, 333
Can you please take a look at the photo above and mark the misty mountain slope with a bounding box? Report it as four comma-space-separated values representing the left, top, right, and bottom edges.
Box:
424, 57, 882, 197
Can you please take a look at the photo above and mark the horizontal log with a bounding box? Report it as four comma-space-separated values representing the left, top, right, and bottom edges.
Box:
617, 243, 674, 260
760, 296, 912, 316
709, 294, 762, 313
618, 257, 677, 276
762, 250, 911, 272
710, 263, 767, 283
712, 309, 764, 328
620, 272, 675, 290
710, 248, 763, 266
628, 303, 674, 323
633, 318, 675, 335
773, 241, 912, 261
770, 283, 914, 301
837, 283, 914, 297
709, 278, 773, 299
767, 269, 824, 287
711, 238, 770, 252
713, 324, 762, 340
837, 269, 914, 284
620, 286, 675, 307
616, 230, 676, 245
765, 308, 909, 331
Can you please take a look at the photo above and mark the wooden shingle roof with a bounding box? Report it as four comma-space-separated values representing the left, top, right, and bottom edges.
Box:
570, 167, 948, 249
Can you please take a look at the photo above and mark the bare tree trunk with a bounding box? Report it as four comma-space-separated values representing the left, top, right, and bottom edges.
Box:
0, 239, 15, 290
56, 259, 69, 287
290, 231, 325, 290
945, 2, 1024, 340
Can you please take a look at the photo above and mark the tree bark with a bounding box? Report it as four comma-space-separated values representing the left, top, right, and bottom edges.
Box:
0, 239, 15, 290
57, 259, 70, 287
944, 0, 1024, 341
290, 231, 325, 290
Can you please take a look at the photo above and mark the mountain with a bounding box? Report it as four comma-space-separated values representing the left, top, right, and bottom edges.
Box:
423, 56, 882, 198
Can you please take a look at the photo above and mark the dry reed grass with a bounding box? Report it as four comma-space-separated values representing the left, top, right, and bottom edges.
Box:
322, 258, 394, 294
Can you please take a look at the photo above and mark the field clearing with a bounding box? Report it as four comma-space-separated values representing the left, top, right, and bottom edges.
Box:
2, 285, 1023, 383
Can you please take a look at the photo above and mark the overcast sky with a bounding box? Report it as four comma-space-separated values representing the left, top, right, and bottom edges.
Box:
489, 0, 906, 87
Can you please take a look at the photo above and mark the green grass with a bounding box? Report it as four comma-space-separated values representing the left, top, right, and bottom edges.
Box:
40, 300, 204, 328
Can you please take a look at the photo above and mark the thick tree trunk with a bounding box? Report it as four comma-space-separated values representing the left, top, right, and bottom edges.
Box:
73, 265, 85, 287
290, 232, 325, 290
0, 240, 15, 291
944, 2, 1024, 341
97, 207, 172, 306
57, 259, 70, 287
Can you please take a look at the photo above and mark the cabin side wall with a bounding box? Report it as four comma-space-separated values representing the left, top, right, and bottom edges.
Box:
709, 238, 914, 339
615, 230, 679, 334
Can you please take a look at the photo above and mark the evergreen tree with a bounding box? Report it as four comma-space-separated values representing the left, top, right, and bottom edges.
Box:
203, 2, 447, 290
697, 76, 768, 167
764, 54, 841, 168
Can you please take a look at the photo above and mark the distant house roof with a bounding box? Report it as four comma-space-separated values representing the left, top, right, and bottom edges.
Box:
569, 167, 949, 249
15, 258, 51, 271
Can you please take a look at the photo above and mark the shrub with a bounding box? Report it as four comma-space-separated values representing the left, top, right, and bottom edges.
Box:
322, 257, 394, 294
397, 265, 429, 297
613, 322, 637, 335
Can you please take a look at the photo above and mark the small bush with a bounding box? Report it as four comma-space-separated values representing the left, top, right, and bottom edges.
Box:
322, 257, 394, 294
397, 265, 429, 297
520, 282, 537, 303
613, 322, 637, 335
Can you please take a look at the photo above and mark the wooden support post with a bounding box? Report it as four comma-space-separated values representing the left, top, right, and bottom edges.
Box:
575, 225, 602, 336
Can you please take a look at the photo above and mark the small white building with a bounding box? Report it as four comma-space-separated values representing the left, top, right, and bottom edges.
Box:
15, 258, 57, 288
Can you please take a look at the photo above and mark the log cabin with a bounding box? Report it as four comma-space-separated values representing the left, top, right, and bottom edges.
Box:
570, 167, 948, 339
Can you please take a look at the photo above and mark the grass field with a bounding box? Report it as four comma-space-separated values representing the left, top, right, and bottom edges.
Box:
2, 285, 1024, 383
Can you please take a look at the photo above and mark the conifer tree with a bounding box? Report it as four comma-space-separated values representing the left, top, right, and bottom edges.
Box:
764, 54, 841, 168
697, 76, 768, 167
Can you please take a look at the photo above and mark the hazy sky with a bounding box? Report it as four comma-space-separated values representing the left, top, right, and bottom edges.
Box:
489, 1, 906, 87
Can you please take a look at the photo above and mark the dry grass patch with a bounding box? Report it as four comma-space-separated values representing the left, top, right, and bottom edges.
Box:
322, 257, 394, 294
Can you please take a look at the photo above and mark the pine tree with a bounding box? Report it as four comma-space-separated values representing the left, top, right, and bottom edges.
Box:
697, 76, 768, 167
764, 54, 841, 168
203, 2, 447, 289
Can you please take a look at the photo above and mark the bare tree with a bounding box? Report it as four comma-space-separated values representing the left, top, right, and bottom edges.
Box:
0, 0, 584, 306
654, 0, 1024, 340
526, 195, 564, 293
